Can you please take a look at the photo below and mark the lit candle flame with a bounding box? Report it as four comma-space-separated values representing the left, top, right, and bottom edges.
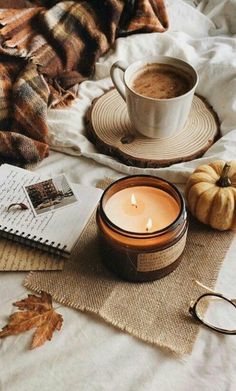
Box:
131, 193, 137, 208
146, 218, 153, 232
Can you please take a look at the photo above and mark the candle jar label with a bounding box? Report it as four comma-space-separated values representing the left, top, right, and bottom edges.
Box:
137, 231, 187, 272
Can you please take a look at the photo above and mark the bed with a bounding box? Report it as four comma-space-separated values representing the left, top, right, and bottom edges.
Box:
1, 1, 236, 389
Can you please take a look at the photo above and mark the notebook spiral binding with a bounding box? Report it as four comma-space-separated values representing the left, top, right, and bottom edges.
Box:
0, 224, 69, 258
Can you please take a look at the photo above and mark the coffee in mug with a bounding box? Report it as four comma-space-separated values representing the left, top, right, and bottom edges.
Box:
131, 63, 193, 100
110, 56, 198, 139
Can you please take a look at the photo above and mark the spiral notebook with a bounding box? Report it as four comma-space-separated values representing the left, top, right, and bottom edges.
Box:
0, 164, 102, 270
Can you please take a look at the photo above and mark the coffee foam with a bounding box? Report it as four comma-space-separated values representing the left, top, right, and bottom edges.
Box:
131, 63, 194, 99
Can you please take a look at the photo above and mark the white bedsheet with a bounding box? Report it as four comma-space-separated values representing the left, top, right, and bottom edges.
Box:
1, 1, 236, 390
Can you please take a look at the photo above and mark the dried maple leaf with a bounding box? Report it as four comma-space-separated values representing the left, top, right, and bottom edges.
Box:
0, 291, 63, 349
14, 291, 52, 313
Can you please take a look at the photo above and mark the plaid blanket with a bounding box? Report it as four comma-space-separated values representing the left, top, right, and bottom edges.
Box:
0, 0, 168, 165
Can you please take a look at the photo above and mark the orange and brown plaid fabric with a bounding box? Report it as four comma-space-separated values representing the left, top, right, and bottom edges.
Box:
0, 0, 168, 165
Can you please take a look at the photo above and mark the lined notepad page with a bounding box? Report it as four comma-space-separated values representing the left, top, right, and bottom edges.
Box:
0, 164, 103, 254
0, 237, 65, 271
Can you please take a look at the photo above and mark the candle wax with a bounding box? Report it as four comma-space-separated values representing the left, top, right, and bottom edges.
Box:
104, 186, 180, 233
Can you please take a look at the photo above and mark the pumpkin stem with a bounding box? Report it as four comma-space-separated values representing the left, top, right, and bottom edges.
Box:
217, 162, 232, 187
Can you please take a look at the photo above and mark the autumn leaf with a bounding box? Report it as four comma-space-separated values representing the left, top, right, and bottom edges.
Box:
14, 291, 52, 313
0, 291, 63, 349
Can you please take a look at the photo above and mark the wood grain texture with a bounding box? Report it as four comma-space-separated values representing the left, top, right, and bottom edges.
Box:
85, 89, 220, 168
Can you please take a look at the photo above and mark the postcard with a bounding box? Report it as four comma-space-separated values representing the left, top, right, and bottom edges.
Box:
24, 175, 78, 216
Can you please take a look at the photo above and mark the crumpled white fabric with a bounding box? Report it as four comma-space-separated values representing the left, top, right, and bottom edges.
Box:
195, 0, 236, 35
48, 0, 236, 184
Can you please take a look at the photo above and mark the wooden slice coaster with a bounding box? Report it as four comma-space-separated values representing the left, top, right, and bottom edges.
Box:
85, 89, 220, 168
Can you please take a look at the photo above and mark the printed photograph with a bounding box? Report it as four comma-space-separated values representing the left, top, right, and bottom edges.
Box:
25, 175, 78, 216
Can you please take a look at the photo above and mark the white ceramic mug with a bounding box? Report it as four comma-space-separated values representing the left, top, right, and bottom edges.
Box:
110, 56, 199, 139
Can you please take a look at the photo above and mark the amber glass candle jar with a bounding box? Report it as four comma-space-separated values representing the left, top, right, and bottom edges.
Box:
96, 175, 188, 282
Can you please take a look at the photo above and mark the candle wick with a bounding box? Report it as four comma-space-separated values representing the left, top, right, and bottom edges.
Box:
146, 218, 153, 232
131, 194, 137, 208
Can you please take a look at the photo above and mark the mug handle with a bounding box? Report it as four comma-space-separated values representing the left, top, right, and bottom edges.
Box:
110, 61, 128, 101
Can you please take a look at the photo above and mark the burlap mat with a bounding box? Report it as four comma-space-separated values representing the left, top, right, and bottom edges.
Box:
23, 185, 234, 356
